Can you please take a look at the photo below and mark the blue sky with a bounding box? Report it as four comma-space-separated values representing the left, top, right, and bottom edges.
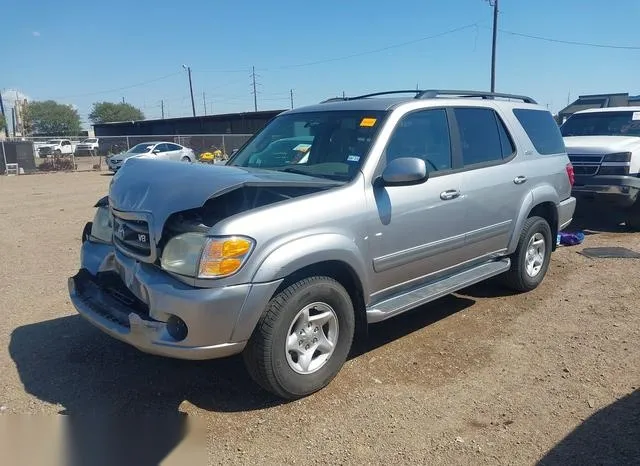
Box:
2, 0, 639, 127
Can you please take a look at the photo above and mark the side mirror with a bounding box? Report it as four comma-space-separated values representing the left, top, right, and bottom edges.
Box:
152, 149, 160, 154
381, 157, 428, 186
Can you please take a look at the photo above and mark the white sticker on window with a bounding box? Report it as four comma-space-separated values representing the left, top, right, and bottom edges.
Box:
293, 143, 312, 152
347, 155, 360, 162
633, 112, 640, 121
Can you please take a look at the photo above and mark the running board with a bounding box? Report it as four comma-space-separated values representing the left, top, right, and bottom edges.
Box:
366, 258, 511, 323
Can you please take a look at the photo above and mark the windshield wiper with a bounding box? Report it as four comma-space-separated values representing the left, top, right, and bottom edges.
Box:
280, 167, 312, 176
279, 167, 346, 182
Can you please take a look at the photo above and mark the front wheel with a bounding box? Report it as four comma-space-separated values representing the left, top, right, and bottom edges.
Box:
243, 276, 355, 399
625, 200, 640, 231
502, 216, 552, 292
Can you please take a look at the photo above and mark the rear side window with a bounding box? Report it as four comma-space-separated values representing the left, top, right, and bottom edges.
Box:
513, 109, 566, 155
454, 108, 514, 166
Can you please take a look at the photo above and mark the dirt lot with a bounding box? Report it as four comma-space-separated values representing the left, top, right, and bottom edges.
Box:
0, 171, 638, 465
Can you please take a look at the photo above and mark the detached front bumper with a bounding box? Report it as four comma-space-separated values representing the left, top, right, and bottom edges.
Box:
572, 175, 640, 208
69, 240, 282, 360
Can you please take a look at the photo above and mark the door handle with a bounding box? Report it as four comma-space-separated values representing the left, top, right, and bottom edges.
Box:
514, 176, 527, 185
440, 189, 460, 200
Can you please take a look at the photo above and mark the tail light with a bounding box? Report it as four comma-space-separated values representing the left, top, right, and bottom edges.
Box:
566, 163, 575, 187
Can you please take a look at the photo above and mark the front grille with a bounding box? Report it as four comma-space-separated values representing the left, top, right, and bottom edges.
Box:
112, 213, 152, 258
568, 153, 603, 177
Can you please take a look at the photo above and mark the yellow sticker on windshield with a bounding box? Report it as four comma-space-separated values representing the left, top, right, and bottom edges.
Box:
360, 117, 377, 127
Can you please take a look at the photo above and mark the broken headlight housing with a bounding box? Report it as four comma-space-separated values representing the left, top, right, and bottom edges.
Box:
90, 207, 113, 243
161, 233, 255, 279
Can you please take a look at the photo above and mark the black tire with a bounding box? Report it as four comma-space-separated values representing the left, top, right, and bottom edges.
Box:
243, 276, 355, 399
503, 216, 553, 292
180, 156, 191, 163
624, 200, 640, 231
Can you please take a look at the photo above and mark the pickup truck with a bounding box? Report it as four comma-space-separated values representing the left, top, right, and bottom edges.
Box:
69, 89, 576, 399
561, 107, 640, 229
38, 139, 75, 158
75, 138, 100, 156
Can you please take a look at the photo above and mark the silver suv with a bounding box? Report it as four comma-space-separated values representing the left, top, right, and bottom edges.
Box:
69, 90, 576, 399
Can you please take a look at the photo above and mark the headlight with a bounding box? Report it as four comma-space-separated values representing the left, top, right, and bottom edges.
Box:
160, 233, 255, 278
603, 152, 632, 162
90, 207, 113, 243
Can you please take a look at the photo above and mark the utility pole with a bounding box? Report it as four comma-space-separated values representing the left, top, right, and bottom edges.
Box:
489, 0, 499, 92
290, 89, 294, 109
0, 91, 8, 138
342, 91, 346, 99
11, 107, 17, 138
161, 100, 165, 119
122, 97, 125, 104
251, 66, 258, 112
203, 92, 207, 115
183, 64, 196, 117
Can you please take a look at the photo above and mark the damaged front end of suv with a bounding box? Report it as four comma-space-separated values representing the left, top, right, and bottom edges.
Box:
69, 155, 344, 361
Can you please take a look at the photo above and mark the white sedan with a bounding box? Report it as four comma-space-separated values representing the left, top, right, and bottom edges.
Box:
107, 141, 196, 172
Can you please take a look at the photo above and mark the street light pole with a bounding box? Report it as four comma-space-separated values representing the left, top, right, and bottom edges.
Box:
183, 64, 196, 117
489, 0, 499, 92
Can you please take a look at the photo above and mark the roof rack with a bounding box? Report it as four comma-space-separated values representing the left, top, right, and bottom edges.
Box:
415, 89, 537, 104
319, 89, 537, 104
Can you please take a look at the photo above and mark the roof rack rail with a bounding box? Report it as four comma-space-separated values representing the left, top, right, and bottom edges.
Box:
320, 90, 422, 103
415, 89, 537, 104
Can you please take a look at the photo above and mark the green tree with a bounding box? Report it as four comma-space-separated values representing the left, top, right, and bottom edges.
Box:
23, 100, 81, 135
88, 102, 145, 124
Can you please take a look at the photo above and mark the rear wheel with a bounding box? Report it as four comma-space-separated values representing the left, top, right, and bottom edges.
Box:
180, 156, 191, 163
243, 276, 355, 399
503, 216, 552, 292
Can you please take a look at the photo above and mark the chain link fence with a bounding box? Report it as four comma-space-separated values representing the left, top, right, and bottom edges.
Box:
2, 134, 253, 174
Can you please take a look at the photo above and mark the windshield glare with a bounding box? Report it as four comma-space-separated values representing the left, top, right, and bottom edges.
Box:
128, 143, 154, 154
83, 138, 97, 143
561, 111, 640, 137
228, 110, 387, 181
47, 140, 61, 144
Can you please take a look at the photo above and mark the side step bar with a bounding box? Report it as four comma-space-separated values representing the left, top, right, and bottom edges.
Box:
366, 259, 511, 323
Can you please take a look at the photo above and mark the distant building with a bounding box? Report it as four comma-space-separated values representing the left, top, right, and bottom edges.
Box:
558, 93, 640, 124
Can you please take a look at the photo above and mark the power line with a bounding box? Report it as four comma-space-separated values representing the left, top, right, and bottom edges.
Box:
51, 72, 182, 99
489, 26, 640, 50
264, 23, 480, 71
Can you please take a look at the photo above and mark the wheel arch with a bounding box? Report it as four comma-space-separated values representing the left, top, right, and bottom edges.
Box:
508, 187, 560, 253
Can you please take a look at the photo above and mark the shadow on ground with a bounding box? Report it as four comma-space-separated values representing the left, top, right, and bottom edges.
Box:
9, 293, 477, 463
538, 390, 640, 466
569, 200, 631, 234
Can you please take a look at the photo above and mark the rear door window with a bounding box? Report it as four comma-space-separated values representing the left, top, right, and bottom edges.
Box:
454, 108, 513, 167
513, 108, 566, 155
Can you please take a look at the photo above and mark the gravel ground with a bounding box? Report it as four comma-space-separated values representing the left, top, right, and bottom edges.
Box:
0, 171, 638, 465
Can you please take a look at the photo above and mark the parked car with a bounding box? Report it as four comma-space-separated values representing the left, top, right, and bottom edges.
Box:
107, 141, 195, 172
69, 89, 576, 399
561, 107, 640, 229
38, 139, 74, 158
75, 138, 100, 156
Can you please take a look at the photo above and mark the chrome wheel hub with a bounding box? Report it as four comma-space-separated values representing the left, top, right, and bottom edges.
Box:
525, 232, 546, 278
285, 302, 339, 375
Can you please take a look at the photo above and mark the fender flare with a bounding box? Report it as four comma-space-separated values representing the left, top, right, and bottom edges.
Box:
507, 184, 559, 252
251, 233, 370, 298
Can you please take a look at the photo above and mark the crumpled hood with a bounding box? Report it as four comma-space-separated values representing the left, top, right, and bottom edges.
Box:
563, 135, 640, 154
108, 157, 339, 240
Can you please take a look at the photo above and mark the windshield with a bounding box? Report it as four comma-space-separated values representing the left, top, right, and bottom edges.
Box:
561, 111, 640, 137
46, 140, 61, 144
128, 143, 154, 154
228, 110, 387, 181
82, 138, 97, 143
